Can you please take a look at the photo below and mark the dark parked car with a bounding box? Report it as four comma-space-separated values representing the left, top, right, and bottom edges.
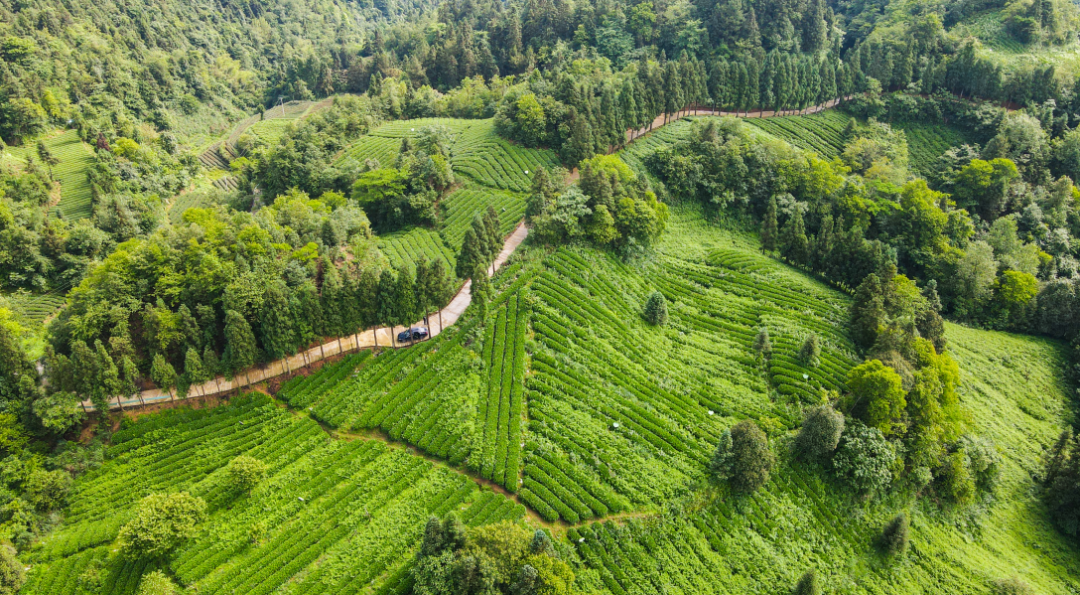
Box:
397, 327, 429, 342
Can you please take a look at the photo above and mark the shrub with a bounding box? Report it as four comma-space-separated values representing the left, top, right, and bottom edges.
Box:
23, 469, 72, 511
753, 327, 772, 356
795, 405, 844, 461
880, 513, 909, 557
799, 333, 820, 367
643, 291, 668, 326
228, 455, 269, 493
117, 492, 207, 559
135, 570, 180, 595
845, 360, 906, 436
710, 420, 775, 493
0, 545, 24, 595
937, 451, 976, 506
831, 422, 898, 494
989, 577, 1035, 595
793, 570, 821, 595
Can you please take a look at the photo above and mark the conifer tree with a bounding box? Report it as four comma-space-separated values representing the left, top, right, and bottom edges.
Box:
377, 268, 398, 347
393, 264, 417, 333
781, 208, 810, 265
761, 196, 778, 252
457, 226, 484, 280
428, 258, 455, 332
794, 570, 821, 595
223, 310, 258, 386
183, 347, 205, 398
753, 327, 772, 357
851, 274, 885, 349
643, 291, 668, 326
471, 263, 491, 322
95, 340, 122, 410
881, 513, 910, 556
151, 353, 178, 402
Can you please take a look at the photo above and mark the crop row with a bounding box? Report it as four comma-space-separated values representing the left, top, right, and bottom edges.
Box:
9, 130, 96, 219
379, 226, 457, 275
334, 135, 401, 169
746, 111, 849, 159
278, 352, 370, 409
438, 186, 526, 248
476, 293, 527, 489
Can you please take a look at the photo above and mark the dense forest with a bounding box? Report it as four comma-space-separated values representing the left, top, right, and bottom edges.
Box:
3, 0, 1080, 592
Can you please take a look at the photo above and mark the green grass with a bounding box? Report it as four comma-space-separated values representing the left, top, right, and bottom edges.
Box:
334, 135, 402, 170
8, 129, 96, 219
21, 394, 524, 595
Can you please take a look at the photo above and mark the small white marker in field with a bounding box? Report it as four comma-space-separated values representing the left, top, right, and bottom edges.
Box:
802, 374, 809, 380
525, 170, 529, 174
579, 537, 585, 543
298, 497, 305, 502
612, 422, 619, 428
708, 410, 714, 416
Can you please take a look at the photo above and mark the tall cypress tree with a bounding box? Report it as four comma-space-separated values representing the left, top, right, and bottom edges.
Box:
457, 226, 484, 279
393, 264, 417, 333
258, 281, 296, 361
377, 268, 398, 346
761, 196, 778, 253
224, 310, 258, 386
95, 340, 121, 411
150, 352, 177, 403
183, 347, 205, 398
781, 208, 810, 264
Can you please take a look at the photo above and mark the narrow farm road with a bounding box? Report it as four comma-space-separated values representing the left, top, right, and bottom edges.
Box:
89, 96, 855, 412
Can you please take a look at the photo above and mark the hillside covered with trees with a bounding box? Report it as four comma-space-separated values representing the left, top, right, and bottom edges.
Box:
3, 0, 1080, 593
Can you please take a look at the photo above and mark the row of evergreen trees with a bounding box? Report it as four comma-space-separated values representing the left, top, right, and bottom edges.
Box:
40, 256, 456, 424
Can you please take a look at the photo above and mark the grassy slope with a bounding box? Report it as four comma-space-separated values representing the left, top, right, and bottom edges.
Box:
745, 110, 976, 178
7, 129, 96, 219
25, 115, 1080, 594
337, 117, 558, 274
22, 393, 525, 595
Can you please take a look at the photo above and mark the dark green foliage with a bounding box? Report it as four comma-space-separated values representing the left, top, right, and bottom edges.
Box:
832, 422, 898, 494
753, 327, 772, 357
711, 420, 775, 493
1042, 431, 1080, 537
795, 405, 845, 461
643, 291, 668, 326
781, 208, 810, 265
228, 455, 269, 493
223, 311, 258, 378
761, 196, 778, 253
23, 469, 72, 512
880, 513, 910, 557
851, 274, 886, 349
799, 333, 820, 367
793, 570, 821, 595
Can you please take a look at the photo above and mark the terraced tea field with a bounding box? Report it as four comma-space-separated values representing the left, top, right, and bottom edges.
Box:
2, 290, 66, 325
7, 129, 96, 219
343, 117, 561, 192
438, 185, 527, 248
893, 120, 976, 178
378, 226, 457, 273
335, 117, 558, 277
22, 394, 524, 595
746, 110, 850, 159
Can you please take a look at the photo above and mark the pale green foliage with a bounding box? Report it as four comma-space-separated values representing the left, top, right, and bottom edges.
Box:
228, 455, 269, 493
23, 468, 71, 511
135, 570, 180, 595
0, 545, 24, 595
117, 492, 207, 559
